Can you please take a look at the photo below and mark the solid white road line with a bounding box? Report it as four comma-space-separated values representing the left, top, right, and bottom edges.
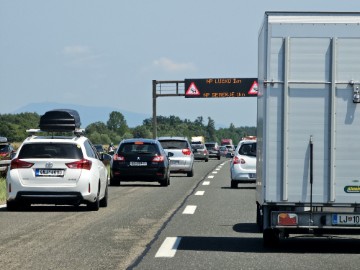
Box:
195, 191, 205, 196
182, 205, 197, 214
203, 181, 210, 185
155, 237, 182, 258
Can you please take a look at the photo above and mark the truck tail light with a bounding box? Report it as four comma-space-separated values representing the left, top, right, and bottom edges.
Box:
66, 159, 92, 170
182, 148, 192, 155
277, 213, 298, 226
10, 158, 34, 170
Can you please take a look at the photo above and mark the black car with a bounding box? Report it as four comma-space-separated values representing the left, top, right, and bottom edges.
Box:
110, 138, 172, 186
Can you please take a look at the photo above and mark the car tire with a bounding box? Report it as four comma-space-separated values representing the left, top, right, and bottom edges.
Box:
231, 180, 238, 189
217, 156, 221, 160
6, 200, 18, 211
205, 158, 209, 162
99, 185, 108, 207
87, 187, 100, 211
187, 168, 194, 177
110, 177, 120, 186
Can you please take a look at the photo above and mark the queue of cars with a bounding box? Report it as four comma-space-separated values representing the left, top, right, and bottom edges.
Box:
3, 109, 255, 211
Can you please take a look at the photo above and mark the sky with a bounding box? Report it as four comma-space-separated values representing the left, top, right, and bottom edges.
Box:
1, 0, 360, 128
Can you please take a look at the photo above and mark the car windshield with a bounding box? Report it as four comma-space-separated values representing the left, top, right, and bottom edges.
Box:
119, 143, 159, 155
18, 143, 83, 159
239, 143, 256, 157
159, 140, 188, 149
0, 145, 10, 152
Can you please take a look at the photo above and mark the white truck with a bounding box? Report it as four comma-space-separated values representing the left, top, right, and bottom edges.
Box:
191, 136, 205, 144
256, 12, 360, 247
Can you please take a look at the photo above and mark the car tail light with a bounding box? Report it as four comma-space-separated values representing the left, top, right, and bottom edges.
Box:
10, 158, 34, 170
0, 152, 8, 157
232, 156, 246, 165
204, 150, 208, 155
113, 153, 125, 161
182, 148, 192, 155
152, 155, 165, 162
66, 159, 92, 170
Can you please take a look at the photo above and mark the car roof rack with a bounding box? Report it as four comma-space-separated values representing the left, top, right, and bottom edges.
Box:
39, 109, 81, 132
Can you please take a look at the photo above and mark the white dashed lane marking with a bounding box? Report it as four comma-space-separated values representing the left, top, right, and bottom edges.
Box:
195, 191, 205, 196
182, 205, 197, 214
155, 237, 182, 258
202, 181, 210, 185
207, 175, 214, 179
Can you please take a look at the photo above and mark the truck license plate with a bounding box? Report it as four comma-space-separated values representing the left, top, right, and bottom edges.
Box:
332, 214, 360, 226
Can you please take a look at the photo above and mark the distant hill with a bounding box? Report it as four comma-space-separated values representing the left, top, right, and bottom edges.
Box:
12, 102, 150, 128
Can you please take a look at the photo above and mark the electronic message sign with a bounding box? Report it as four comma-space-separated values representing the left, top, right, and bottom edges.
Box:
184, 78, 258, 98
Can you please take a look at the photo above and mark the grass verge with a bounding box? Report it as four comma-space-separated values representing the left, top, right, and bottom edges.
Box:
0, 177, 6, 204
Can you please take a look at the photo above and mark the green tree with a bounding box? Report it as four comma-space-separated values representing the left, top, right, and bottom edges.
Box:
107, 111, 128, 136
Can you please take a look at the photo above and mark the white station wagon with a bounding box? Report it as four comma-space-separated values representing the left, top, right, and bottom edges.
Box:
6, 109, 109, 211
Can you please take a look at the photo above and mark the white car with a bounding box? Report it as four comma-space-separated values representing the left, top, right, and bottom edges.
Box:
157, 137, 194, 177
230, 139, 256, 188
6, 109, 109, 211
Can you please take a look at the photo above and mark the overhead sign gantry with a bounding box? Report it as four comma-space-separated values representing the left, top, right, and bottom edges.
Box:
152, 78, 258, 138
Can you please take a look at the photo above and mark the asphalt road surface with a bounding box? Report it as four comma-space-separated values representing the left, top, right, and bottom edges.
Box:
0, 158, 359, 270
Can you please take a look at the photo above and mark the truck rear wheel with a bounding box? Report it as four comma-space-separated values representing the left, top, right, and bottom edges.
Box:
263, 228, 280, 248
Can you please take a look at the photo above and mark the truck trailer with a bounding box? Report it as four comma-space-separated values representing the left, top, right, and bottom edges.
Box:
256, 12, 360, 247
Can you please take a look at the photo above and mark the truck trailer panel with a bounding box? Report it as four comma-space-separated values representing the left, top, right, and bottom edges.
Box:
256, 12, 360, 246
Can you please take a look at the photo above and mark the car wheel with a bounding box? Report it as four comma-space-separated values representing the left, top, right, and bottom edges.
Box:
110, 177, 120, 186
6, 200, 18, 211
187, 168, 194, 177
87, 187, 100, 211
217, 156, 221, 160
99, 185, 108, 207
231, 180, 237, 189
205, 158, 209, 162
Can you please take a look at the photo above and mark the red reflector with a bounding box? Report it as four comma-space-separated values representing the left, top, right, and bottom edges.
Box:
10, 158, 34, 170
278, 213, 298, 226
66, 159, 92, 170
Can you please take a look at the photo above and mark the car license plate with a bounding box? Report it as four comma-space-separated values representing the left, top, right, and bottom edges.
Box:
35, 169, 65, 177
332, 214, 360, 226
130, 162, 147, 166
170, 160, 179, 165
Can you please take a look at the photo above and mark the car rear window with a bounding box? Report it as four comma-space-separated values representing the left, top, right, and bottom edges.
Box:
18, 143, 83, 159
239, 143, 256, 157
158, 140, 188, 149
192, 144, 205, 149
0, 145, 10, 152
118, 143, 159, 155
205, 143, 215, 148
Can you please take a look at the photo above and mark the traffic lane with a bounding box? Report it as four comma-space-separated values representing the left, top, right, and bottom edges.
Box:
0, 159, 223, 270
131, 161, 360, 270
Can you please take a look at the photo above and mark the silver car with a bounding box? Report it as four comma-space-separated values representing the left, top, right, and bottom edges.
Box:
157, 137, 194, 177
191, 143, 209, 162
230, 139, 256, 188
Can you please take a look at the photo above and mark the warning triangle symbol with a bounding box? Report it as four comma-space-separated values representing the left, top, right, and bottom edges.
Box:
248, 81, 258, 95
186, 82, 201, 96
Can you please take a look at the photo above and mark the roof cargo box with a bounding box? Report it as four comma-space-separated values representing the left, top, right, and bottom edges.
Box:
39, 109, 81, 132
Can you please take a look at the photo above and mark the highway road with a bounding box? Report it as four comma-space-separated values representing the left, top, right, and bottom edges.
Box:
0, 158, 359, 270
